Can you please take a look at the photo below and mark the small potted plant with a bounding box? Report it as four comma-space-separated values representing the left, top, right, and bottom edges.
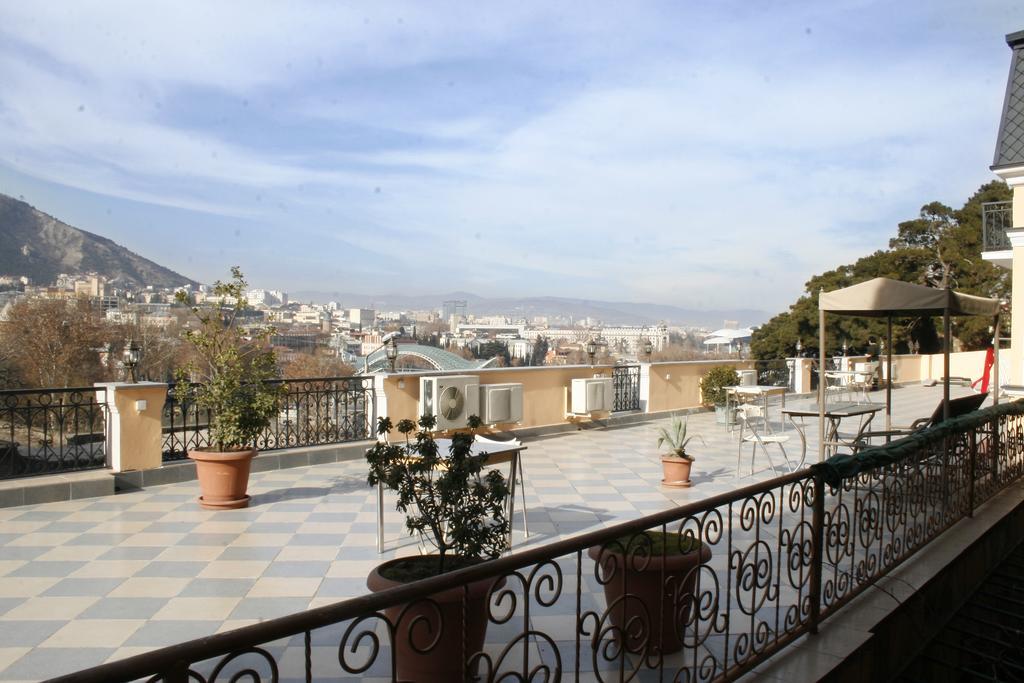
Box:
588, 529, 712, 656
701, 366, 740, 425
657, 415, 704, 487
175, 267, 285, 509
365, 414, 509, 683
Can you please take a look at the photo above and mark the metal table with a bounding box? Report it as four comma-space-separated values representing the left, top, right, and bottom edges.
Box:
375, 437, 527, 553
782, 402, 883, 464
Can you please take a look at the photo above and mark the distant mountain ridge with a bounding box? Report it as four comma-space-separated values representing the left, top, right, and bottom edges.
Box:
0, 192, 196, 288
291, 289, 769, 328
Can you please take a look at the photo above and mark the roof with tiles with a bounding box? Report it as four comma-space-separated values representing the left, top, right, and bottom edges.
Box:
993, 30, 1024, 170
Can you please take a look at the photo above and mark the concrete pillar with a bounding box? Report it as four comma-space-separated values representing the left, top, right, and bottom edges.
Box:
639, 363, 651, 412
791, 358, 813, 394
94, 382, 168, 472
1008, 226, 1024, 385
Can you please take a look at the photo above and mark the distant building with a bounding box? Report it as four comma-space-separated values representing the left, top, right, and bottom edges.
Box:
349, 308, 375, 331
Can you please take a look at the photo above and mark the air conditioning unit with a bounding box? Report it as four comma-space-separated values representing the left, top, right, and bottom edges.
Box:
478, 383, 523, 424
419, 375, 480, 430
570, 377, 614, 414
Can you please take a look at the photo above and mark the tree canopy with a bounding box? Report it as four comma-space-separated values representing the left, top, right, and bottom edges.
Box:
750, 181, 1011, 360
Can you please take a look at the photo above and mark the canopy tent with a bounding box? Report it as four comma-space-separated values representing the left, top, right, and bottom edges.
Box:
817, 277, 1001, 462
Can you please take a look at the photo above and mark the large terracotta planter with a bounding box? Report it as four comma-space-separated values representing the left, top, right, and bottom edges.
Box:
661, 456, 694, 488
366, 557, 501, 683
588, 540, 712, 655
188, 448, 257, 510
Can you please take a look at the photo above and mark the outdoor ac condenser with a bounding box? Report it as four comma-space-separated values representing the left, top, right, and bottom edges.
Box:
419, 375, 480, 430
570, 377, 613, 414
478, 383, 524, 424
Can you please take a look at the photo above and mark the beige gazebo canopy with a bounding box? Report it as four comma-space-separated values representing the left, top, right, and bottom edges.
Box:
817, 277, 1001, 461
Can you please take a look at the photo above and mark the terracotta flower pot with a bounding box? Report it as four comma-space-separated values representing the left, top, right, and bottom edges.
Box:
188, 448, 257, 510
661, 455, 694, 487
588, 540, 712, 655
366, 556, 501, 683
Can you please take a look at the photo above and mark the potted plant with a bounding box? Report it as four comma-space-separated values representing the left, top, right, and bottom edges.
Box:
365, 414, 510, 683
657, 415, 704, 487
588, 529, 712, 656
174, 267, 285, 510
701, 366, 739, 425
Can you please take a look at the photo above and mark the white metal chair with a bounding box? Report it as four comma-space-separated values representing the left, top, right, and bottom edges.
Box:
735, 405, 795, 476
850, 362, 877, 404
824, 372, 850, 404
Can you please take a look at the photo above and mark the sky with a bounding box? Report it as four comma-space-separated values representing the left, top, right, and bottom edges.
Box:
0, 1, 1022, 314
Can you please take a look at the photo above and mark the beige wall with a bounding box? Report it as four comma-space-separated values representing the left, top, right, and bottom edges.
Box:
646, 360, 753, 413
96, 382, 167, 472
380, 360, 755, 432
381, 365, 620, 431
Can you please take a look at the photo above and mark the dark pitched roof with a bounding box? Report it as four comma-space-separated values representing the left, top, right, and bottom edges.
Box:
993, 30, 1024, 170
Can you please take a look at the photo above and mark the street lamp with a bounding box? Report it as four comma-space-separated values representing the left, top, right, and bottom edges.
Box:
123, 339, 141, 383
586, 339, 598, 365
643, 339, 653, 361
795, 338, 802, 357
385, 337, 399, 373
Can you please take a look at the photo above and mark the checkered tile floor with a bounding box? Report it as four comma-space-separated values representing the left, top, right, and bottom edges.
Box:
0, 384, 976, 681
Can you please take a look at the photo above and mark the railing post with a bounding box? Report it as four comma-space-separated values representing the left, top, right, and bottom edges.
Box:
968, 425, 977, 518
809, 472, 825, 634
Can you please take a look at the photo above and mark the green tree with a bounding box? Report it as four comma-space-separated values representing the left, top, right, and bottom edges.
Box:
751, 181, 1010, 360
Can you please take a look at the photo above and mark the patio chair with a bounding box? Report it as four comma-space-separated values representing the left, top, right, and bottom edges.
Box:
855, 392, 989, 449
849, 362, 877, 404
735, 404, 795, 476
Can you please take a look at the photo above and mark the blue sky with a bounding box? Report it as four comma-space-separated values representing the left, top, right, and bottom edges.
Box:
0, 1, 1022, 313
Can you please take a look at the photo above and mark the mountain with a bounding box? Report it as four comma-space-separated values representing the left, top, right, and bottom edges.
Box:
0, 192, 196, 288
291, 289, 769, 328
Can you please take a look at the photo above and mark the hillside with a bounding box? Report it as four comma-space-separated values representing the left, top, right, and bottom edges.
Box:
0, 193, 196, 288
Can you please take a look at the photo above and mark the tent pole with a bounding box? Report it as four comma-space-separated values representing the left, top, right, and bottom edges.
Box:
993, 313, 1001, 406
886, 316, 892, 431
819, 305, 826, 463
943, 304, 951, 421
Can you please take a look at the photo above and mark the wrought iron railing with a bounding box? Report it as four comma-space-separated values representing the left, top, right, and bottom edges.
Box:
982, 200, 1013, 251
612, 364, 641, 411
0, 387, 108, 480
753, 359, 791, 388
162, 376, 375, 460
52, 401, 1024, 683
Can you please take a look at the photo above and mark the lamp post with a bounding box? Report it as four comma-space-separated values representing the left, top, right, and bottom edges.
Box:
385, 338, 399, 373
123, 339, 141, 383
586, 339, 598, 366
643, 339, 653, 361
795, 338, 802, 357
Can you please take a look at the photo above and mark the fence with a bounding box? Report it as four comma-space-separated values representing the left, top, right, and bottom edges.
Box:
0, 387, 108, 480
982, 200, 1012, 252
51, 401, 1024, 683
753, 359, 791, 388
612, 364, 641, 411
162, 376, 375, 460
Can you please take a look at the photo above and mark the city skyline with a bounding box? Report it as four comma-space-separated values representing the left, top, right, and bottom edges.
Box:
1, 2, 1022, 312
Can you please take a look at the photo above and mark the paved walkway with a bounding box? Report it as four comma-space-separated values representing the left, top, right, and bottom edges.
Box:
0, 384, 980, 681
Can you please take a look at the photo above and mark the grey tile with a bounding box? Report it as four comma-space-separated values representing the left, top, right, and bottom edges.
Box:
0, 545, 50, 560
180, 578, 255, 597
317, 577, 369, 597
43, 577, 125, 596
8, 560, 87, 577
11, 510, 66, 521
2, 648, 116, 679
136, 561, 206, 577
0, 619, 64, 646
79, 597, 167, 619
37, 521, 96, 533
126, 620, 217, 647
67, 533, 135, 546
0, 597, 24, 616
306, 512, 357, 524
291, 533, 346, 546
97, 546, 165, 561
144, 521, 201, 533
229, 597, 311, 620
218, 546, 281, 561
263, 561, 331, 578
176, 533, 240, 546
245, 522, 301, 534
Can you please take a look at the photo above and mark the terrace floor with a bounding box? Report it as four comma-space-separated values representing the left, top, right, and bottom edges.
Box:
0, 383, 983, 681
